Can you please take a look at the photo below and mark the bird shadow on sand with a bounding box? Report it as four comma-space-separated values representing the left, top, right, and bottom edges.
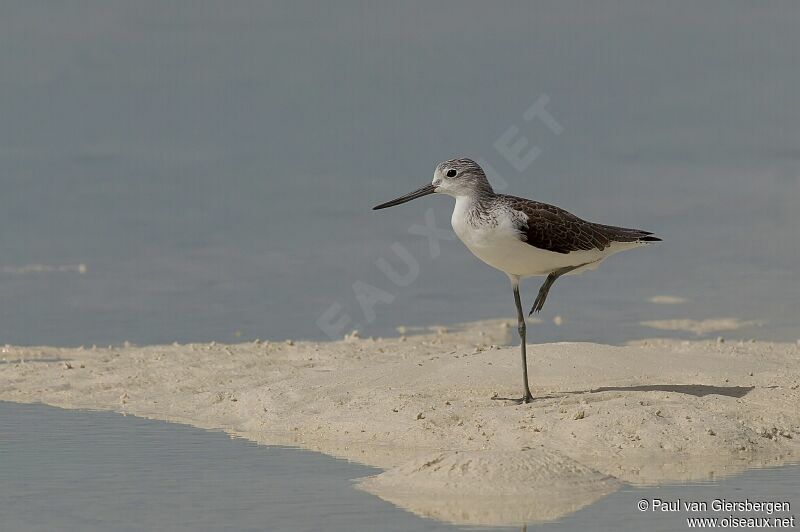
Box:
491, 393, 564, 402
491, 384, 757, 403
574, 384, 756, 398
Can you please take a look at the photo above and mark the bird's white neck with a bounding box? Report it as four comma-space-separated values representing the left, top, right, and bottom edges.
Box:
451, 193, 489, 233
452, 193, 476, 216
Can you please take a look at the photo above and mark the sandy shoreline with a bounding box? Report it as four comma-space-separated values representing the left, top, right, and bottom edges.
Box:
1, 320, 799, 525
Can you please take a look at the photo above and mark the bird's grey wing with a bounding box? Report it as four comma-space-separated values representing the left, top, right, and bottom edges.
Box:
502, 196, 612, 254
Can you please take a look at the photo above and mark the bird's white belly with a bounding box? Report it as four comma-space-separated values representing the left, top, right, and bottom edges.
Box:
452, 218, 638, 278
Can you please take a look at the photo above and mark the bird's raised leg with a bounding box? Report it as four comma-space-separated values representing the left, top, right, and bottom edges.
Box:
529, 264, 587, 315
511, 276, 534, 404
529, 272, 559, 315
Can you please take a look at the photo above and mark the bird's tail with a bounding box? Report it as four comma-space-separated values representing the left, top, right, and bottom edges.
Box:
595, 223, 662, 243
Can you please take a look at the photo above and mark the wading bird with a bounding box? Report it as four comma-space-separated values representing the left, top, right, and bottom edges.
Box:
373, 158, 660, 403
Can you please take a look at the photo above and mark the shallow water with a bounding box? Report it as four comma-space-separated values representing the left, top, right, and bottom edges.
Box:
0, 402, 455, 532
538, 468, 799, 532
1, 402, 797, 531
1, 2, 798, 347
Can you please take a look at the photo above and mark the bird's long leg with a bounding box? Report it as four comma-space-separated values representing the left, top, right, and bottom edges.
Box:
529, 264, 588, 316
511, 276, 534, 404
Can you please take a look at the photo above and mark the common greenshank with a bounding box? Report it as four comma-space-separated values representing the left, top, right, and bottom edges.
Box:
374, 158, 660, 403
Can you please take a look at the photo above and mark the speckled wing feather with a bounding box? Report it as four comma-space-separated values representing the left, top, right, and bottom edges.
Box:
501, 195, 660, 254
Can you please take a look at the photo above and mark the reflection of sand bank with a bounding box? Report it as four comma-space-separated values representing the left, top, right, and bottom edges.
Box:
359, 449, 621, 526
641, 317, 757, 335
1, 321, 798, 526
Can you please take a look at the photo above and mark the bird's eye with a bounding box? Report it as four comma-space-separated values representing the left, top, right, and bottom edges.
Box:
446, 169, 457, 178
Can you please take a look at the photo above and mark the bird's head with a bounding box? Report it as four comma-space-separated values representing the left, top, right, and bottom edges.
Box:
373, 157, 493, 210
432, 158, 492, 197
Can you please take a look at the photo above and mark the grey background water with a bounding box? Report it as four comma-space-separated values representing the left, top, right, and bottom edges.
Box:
1, 402, 797, 531
1, 1, 798, 347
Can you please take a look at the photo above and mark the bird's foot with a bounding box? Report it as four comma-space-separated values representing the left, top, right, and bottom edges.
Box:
528, 285, 551, 315
491, 394, 535, 405
511, 395, 534, 405
528, 295, 546, 316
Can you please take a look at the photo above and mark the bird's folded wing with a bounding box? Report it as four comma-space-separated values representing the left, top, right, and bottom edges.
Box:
503, 195, 657, 254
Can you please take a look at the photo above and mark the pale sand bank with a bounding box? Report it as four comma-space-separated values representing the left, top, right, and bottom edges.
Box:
647, 295, 688, 304
1, 321, 798, 526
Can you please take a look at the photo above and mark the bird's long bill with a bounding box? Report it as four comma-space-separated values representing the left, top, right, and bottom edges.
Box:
372, 184, 436, 210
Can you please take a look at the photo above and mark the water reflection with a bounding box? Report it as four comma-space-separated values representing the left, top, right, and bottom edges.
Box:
358, 449, 621, 526
358, 448, 799, 527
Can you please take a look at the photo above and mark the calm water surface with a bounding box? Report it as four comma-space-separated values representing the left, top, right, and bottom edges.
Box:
0, 402, 454, 532
1, 2, 798, 347
1, 402, 797, 531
